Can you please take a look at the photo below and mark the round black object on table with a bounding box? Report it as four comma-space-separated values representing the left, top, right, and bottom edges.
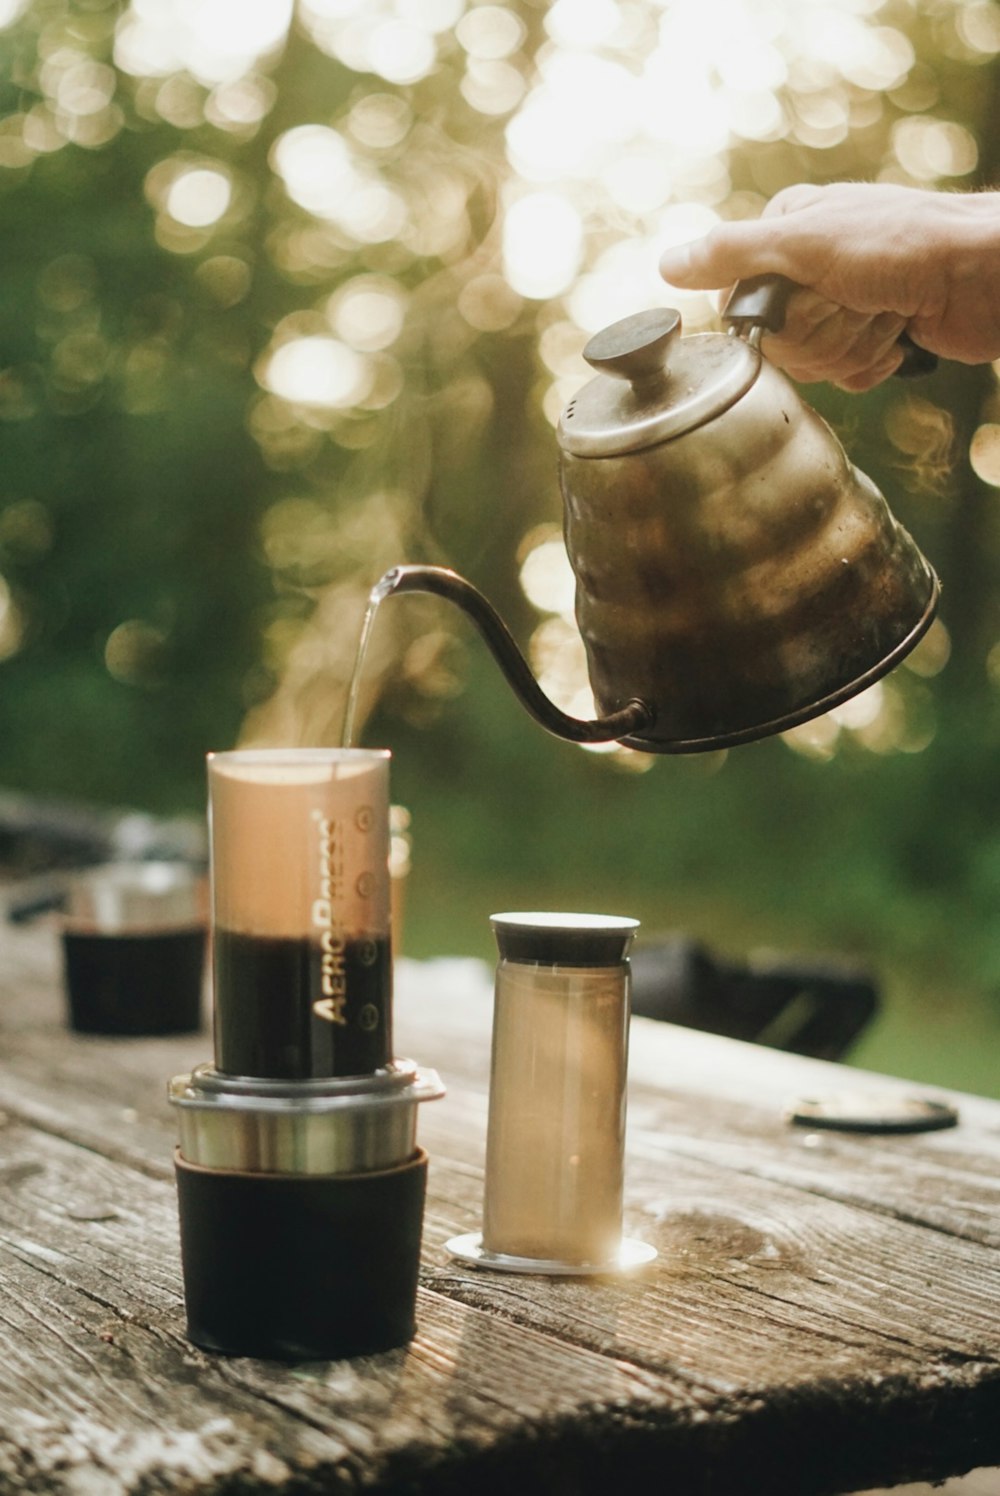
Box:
174, 1148, 428, 1360
787, 1093, 959, 1134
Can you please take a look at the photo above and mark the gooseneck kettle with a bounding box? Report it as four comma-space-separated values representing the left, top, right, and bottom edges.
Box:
377, 277, 939, 753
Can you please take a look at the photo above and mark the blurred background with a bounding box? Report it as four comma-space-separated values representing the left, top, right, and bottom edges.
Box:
1, 0, 1000, 1092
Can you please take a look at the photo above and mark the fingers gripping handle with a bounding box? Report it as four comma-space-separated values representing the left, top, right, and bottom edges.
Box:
722, 274, 795, 338
722, 273, 938, 378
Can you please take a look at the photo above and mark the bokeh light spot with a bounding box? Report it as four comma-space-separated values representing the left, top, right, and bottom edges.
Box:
272, 125, 353, 218
0, 0, 29, 29
195, 255, 253, 307
260, 335, 371, 409
892, 116, 978, 179
545, 0, 620, 50
830, 682, 884, 731
396, 0, 464, 34
57, 61, 117, 118
115, 0, 293, 86
0, 576, 24, 661
520, 534, 577, 618
166, 168, 231, 227
782, 715, 840, 761
461, 59, 526, 115
457, 274, 523, 332
503, 192, 582, 300
367, 21, 436, 84
969, 423, 1000, 486
105, 620, 168, 686
457, 5, 525, 59
904, 619, 951, 679
206, 75, 277, 131
957, 2, 1000, 57
348, 93, 411, 149
329, 278, 407, 352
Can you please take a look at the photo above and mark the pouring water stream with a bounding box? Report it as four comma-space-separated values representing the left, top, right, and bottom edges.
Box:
341, 572, 399, 749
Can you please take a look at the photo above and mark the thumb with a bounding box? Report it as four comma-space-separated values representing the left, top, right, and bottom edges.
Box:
659, 220, 783, 290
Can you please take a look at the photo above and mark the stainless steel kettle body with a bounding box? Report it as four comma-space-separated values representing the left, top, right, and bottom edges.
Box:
374, 285, 939, 753
558, 319, 938, 750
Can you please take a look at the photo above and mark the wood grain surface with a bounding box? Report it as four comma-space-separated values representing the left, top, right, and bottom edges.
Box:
1, 923, 999, 1495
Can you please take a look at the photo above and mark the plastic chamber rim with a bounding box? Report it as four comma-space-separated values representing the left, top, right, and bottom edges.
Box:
208, 747, 390, 765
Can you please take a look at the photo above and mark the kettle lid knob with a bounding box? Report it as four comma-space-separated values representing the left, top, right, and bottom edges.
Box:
583, 308, 681, 385
560, 306, 760, 457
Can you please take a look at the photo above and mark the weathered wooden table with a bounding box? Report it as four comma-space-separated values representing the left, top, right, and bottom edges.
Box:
1, 914, 999, 1495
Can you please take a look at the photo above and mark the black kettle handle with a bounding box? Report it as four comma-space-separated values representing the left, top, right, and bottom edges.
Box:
722, 273, 938, 379
723, 274, 796, 335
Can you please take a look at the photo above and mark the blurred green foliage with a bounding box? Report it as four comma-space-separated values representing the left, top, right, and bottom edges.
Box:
3, 0, 1000, 1091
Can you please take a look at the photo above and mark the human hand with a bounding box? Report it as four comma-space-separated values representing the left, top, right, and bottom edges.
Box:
658, 183, 1000, 390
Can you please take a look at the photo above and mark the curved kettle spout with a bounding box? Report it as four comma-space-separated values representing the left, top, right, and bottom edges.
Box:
378, 565, 655, 745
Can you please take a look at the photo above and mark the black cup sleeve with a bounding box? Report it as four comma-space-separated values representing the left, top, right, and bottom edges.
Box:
174, 1147, 427, 1360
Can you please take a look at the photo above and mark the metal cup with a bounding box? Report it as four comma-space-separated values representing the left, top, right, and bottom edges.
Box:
61, 861, 207, 1036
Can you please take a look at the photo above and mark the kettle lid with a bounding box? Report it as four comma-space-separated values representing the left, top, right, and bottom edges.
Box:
558, 308, 759, 458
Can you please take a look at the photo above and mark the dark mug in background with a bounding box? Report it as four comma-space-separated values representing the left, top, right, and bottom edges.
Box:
61, 862, 207, 1036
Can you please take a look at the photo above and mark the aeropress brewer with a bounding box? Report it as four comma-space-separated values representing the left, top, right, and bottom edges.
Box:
169, 748, 442, 1360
